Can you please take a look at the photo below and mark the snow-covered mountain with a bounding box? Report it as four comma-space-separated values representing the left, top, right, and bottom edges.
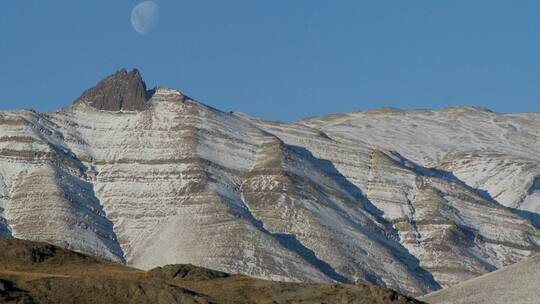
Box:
0, 69, 538, 296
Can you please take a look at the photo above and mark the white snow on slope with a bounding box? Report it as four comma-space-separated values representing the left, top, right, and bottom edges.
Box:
299, 107, 540, 211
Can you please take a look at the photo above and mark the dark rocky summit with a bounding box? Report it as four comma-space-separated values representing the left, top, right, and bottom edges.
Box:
73, 69, 153, 111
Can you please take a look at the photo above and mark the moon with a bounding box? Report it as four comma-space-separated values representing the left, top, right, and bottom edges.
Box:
131, 1, 160, 35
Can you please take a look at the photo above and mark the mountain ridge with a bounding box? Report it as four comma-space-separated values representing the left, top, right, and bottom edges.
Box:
0, 69, 539, 296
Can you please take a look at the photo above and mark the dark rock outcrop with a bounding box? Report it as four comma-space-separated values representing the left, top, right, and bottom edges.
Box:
150, 264, 230, 281
74, 69, 152, 111
0, 279, 35, 304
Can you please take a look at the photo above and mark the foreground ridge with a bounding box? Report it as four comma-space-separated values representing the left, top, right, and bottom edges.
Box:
0, 237, 424, 304
0, 69, 539, 296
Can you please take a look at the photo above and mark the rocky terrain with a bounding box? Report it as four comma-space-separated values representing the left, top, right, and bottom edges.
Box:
420, 253, 540, 304
0, 69, 539, 296
0, 237, 423, 304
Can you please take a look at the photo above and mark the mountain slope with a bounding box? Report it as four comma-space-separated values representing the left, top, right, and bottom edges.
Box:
0, 69, 539, 296
242, 110, 540, 287
420, 253, 540, 304
299, 107, 540, 218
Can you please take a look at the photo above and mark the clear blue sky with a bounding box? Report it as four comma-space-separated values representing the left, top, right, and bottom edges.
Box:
1, 1, 539, 120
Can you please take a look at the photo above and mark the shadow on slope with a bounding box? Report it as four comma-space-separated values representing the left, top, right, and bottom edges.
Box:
237, 139, 441, 292
288, 145, 442, 291
390, 150, 540, 230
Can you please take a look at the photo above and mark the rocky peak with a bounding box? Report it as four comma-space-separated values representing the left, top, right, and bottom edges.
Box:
74, 68, 153, 111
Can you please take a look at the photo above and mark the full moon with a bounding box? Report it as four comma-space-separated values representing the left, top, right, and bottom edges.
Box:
130, 1, 160, 35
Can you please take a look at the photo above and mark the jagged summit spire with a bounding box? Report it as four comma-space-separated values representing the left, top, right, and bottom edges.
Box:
74, 68, 153, 111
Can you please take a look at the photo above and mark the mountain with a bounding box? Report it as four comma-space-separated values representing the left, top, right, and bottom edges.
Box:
0, 69, 538, 296
0, 237, 424, 304
420, 253, 540, 304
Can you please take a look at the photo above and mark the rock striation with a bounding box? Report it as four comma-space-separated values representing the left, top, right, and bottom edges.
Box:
0, 69, 539, 296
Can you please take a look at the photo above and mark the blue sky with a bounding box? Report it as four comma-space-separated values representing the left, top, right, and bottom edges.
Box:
1, 1, 539, 120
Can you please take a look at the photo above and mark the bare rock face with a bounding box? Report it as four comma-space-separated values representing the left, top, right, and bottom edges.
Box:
74, 69, 152, 111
